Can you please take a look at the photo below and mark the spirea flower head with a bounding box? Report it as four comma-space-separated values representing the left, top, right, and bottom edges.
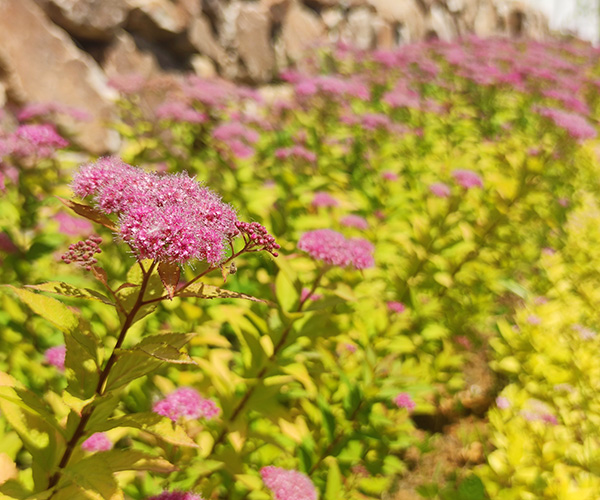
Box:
44, 345, 66, 371
312, 192, 339, 208
429, 182, 451, 198
81, 432, 113, 452
537, 107, 597, 141
260, 466, 318, 500
394, 392, 416, 411
147, 492, 204, 500
9, 124, 68, 158
298, 229, 374, 270
387, 301, 406, 313
340, 214, 369, 230
153, 387, 220, 422
452, 169, 483, 189
156, 101, 207, 124
70, 158, 277, 265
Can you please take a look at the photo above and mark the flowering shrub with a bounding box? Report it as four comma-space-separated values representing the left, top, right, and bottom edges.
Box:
1, 35, 600, 499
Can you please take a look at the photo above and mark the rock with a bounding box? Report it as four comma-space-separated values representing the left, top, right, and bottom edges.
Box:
39, 0, 128, 41
473, 1, 498, 37
125, 0, 188, 40
261, 0, 291, 23
188, 14, 229, 66
190, 54, 217, 78
236, 4, 275, 83
427, 4, 457, 41
344, 7, 376, 49
281, 2, 325, 61
373, 17, 395, 48
0, 0, 118, 153
103, 29, 160, 79
367, 0, 425, 42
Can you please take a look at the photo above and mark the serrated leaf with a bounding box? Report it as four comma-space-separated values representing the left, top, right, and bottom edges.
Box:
64, 327, 100, 399
136, 343, 196, 365
26, 282, 113, 305
4, 286, 78, 333
158, 262, 180, 300
137, 333, 196, 350
57, 198, 118, 232
97, 413, 199, 447
100, 449, 178, 473
103, 351, 162, 392
59, 454, 119, 500
178, 282, 272, 305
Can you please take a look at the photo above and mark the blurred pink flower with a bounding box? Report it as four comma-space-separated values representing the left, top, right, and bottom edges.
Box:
341, 214, 369, 230
312, 191, 339, 208
452, 169, 483, 189
394, 392, 416, 411
261, 466, 317, 500
387, 301, 406, 313
55, 212, 93, 236
81, 432, 113, 452
429, 182, 451, 198
153, 387, 220, 422
147, 492, 204, 500
298, 229, 374, 269
44, 345, 66, 371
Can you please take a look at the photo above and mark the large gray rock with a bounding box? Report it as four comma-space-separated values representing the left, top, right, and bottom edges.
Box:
39, 0, 128, 41
236, 4, 275, 83
0, 0, 118, 153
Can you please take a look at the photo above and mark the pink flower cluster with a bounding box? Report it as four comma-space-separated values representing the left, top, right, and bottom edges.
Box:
394, 392, 416, 411
387, 301, 406, 313
275, 145, 317, 163
61, 235, 102, 270
340, 214, 369, 230
537, 107, 597, 141
17, 102, 90, 122
153, 387, 220, 422
312, 191, 339, 208
71, 157, 274, 264
155, 101, 207, 124
5, 124, 68, 158
147, 492, 204, 500
429, 182, 451, 198
81, 432, 113, 452
260, 466, 317, 500
44, 345, 66, 371
451, 169, 483, 189
212, 122, 259, 158
298, 229, 374, 270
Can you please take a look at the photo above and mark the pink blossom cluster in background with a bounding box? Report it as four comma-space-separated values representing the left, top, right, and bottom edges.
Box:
394, 392, 416, 411
298, 229, 374, 270
153, 387, 220, 422
536, 107, 597, 141
429, 182, 451, 198
155, 101, 207, 124
275, 145, 317, 163
451, 169, 483, 189
312, 191, 339, 208
70, 157, 278, 264
81, 432, 113, 452
387, 301, 406, 313
1, 124, 68, 159
17, 101, 91, 122
260, 466, 318, 500
340, 214, 369, 230
44, 345, 66, 371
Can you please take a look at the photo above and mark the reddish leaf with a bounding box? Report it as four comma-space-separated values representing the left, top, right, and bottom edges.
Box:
57, 197, 118, 232
158, 262, 180, 300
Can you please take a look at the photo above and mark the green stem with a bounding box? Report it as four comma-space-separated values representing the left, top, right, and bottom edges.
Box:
48, 260, 157, 492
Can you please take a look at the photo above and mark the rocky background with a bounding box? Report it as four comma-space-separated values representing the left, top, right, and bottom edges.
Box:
0, 0, 549, 153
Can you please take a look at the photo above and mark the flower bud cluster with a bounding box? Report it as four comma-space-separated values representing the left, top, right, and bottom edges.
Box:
235, 221, 280, 257
61, 235, 102, 270
147, 492, 203, 500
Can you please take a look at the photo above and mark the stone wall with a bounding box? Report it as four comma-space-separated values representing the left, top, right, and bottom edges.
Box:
0, 0, 549, 152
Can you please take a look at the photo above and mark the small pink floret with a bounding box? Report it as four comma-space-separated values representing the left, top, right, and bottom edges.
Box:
340, 214, 369, 230
312, 191, 339, 208
153, 387, 220, 422
45, 345, 66, 371
260, 466, 317, 500
394, 392, 416, 411
81, 432, 113, 452
452, 169, 483, 189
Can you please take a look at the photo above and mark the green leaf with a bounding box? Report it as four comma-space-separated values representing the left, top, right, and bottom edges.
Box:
57, 197, 118, 232
4, 286, 78, 333
275, 270, 300, 311
456, 475, 487, 500
317, 397, 336, 444
137, 332, 196, 350
103, 351, 162, 392
97, 412, 199, 447
26, 282, 113, 306
178, 282, 273, 305
324, 458, 343, 500
358, 477, 392, 496
58, 454, 119, 500
64, 326, 100, 399
100, 449, 178, 473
